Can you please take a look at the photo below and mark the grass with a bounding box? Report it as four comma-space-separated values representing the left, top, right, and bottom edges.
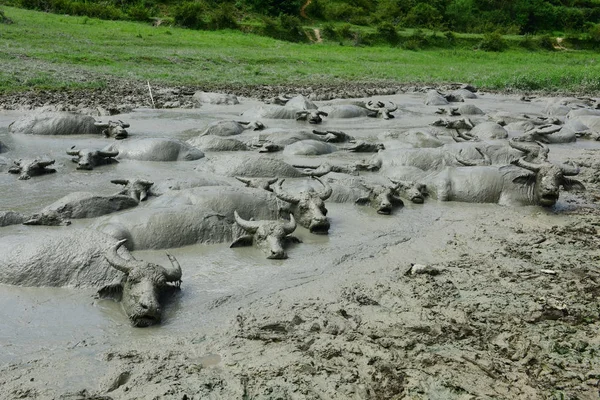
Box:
1, 6, 600, 94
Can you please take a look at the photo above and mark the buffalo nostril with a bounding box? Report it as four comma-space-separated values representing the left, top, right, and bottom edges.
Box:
140, 303, 149, 310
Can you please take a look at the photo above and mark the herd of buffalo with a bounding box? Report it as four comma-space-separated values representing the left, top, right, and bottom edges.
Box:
0, 86, 598, 327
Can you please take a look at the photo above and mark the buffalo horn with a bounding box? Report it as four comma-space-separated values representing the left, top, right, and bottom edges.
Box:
94, 122, 110, 128
282, 214, 297, 235
312, 176, 332, 200
66, 147, 81, 156
111, 179, 129, 186
164, 253, 183, 283
273, 180, 300, 204
235, 176, 251, 185
387, 101, 398, 112
234, 210, 260, 233
514, 157, 542, 172
105, 239, 133, 274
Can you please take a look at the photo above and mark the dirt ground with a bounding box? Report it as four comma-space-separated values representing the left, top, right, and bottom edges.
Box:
1, 84, 600, 400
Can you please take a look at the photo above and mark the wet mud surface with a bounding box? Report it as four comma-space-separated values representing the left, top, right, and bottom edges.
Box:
1, 88, 600, 399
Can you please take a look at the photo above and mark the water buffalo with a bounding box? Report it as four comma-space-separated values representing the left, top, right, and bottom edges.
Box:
67, 146, 119, 170
273, 177, 331, 234
8, 158, 56, 180
197, 154, 314, 178
94, 186, 284, 250
410, 158, 584, 207
101, 239, 182, 327
8, 112, 129, 139
0, 211, 26, 227
282, 140, 338, 156
241, 105, 327, 124
23, 179, 154, 225
103, 138, 205, 161
187, 135, 249, 152
193, 120, 265, 137
192, 91, 239, 105
231, 211, 299, 259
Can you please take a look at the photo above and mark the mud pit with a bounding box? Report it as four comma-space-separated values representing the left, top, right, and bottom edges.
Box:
1, 90, 600, 399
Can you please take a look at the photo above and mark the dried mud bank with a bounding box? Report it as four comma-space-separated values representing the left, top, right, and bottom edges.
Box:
0, 87, 600, 400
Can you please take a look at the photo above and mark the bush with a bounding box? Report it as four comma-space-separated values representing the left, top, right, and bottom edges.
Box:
375, 21, 399, 45
0, 8, 14, 24
262, 14, 307, 43
478, 30, 507, 51
337, 23, 357, 40
173, 2, 207, 30
208, 3, 238, 30
537, 34, 555, 50
127, 4, 151, 22
320, 23, 338, 41
519, 34, 536, 50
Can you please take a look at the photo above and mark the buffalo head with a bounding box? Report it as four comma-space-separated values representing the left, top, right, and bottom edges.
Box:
231, 211, 298, 259
99, 239, 182, 327
365, 101, 398, 119
235, 176, 278, 192
296, 110, 328, 124
8, 158, 56, 180
512, 158, 585, 207
237, 120, 265, 131
111, 178, 154, 201
95, 120, 129, 139
67, 146, 119, 170
274, 177, 331, 234
356, 183, 404, 215
391, 179, 428, 204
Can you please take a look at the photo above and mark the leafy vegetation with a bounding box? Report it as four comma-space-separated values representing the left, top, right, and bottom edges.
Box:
1, 6, 599, 95
4, 0, 600, 44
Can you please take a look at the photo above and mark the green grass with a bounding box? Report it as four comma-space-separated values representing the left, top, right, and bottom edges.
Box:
1, 6, 600, 94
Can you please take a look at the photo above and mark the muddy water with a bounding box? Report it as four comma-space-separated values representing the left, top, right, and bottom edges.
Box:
1, 92, 599, 391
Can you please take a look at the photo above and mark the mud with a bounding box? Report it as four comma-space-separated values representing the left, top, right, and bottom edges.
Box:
1, 88, 600, 400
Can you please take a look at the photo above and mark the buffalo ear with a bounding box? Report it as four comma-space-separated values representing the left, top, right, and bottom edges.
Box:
355, 196, 370, 205
97, 282, 123, 301
512, 173, 535, 186
562, 178, 585, 191
230, 235, 254, 248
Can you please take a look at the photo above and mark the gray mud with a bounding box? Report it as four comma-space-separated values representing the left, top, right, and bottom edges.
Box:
1, 90, 600, 399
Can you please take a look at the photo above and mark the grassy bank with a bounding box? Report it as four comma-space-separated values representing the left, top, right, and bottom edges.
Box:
1, 6, 600, 95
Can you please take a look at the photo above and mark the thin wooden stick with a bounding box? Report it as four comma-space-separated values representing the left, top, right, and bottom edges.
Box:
147, 81, 155, 109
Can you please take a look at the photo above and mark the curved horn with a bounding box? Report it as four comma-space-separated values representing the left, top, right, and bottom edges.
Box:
513, 157, 542, 172
273, 180, 300, 204
163, 253, 182, 283
509, 139, 536, 153
234, 210, 260, 233
111, 179, 129, 186
66, 148, 81, 156
386, 101, 398, 112
267, 177, 279, 185
534, 141, 550, 160
282, 214, 297, 235
94, 122, 110, 128
312, 176, 332, 200
97, 150, 119, 158
105, 239, 133, 274
235, 120, 250, 126
235, 176, 251, 185
365, 101, 379, 111
139, 179, 154, 187
560, 161, 580, 176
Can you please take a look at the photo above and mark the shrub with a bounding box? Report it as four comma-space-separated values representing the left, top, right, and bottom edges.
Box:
478, 30, 507, 52
376, 21, 399, 45
537, 34, 555, 50
519, 34, 536, 50
173, 2, 207, 29
262, 14, 307, 43
404, 3, 442, 29
337, 23, 356, 40
0, 9, 14, 24
128, 4, 150, 22
320, 23, 338, 41
208, 3, 238, 30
